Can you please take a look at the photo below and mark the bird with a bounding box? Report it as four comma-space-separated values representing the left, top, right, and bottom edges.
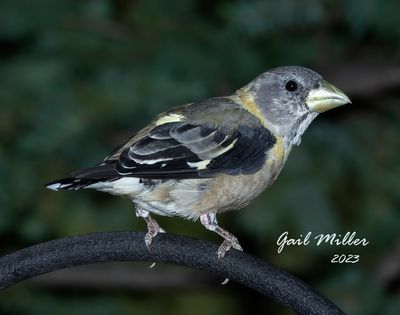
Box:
46, 66, 350, 259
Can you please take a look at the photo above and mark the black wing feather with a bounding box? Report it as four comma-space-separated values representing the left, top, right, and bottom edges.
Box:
112, 121, 276, 179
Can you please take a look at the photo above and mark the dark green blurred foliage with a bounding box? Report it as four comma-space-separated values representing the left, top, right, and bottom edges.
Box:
0, 0, 399, 314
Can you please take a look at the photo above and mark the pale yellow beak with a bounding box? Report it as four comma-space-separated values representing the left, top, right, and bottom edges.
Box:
306, 80, 351, 113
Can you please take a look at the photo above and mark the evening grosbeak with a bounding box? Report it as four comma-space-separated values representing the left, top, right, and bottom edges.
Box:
46, 66, 350, 259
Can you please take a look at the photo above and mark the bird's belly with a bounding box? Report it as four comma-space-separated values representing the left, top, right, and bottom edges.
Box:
134, 150, 286, 219
192, 161, 283, 215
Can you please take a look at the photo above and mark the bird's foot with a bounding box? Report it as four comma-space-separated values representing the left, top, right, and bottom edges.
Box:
217, 234, 243, 260
217, 235, 242, 285
135, 208, 165, 253
200, 212, 243, 260
144, 218, 166, 253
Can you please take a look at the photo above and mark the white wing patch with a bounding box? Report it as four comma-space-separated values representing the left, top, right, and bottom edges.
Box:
187, 160, 211, 170
155, 113, 184, 126
132, 157, 174, 165
206, 138, 238, 159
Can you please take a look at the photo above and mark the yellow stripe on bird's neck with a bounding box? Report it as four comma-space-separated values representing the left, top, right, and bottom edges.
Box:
234, 88, 283, 139
235, 88, 269, 128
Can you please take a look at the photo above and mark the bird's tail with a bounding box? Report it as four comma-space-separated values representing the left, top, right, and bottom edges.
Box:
45, 177, 104, 191
45, 163, 119, 191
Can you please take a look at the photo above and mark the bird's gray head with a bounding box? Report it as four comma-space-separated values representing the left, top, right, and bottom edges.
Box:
245, 66, 350, 145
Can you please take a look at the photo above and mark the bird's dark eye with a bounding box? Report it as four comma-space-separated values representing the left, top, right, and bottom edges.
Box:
285, 80, 298, 92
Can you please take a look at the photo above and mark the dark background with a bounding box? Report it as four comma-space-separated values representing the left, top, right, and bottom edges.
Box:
0, 0, 399, 314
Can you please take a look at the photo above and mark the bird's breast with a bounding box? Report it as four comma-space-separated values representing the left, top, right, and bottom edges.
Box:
134, 136, 288, 219
192, 136, 287, 215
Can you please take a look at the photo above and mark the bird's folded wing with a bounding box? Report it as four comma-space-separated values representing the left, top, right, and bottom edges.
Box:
109, 119, 276, 179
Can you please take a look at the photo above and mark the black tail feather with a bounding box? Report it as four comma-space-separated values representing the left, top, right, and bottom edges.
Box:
45, 177, 104, 191
72, 163, 118, 179
46, 163, 120, 191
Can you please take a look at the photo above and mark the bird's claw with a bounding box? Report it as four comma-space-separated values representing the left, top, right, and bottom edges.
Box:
221, 278, 230, 285
144, 220, 165, 253
217, 236, 243, 260
149, 262, 156, 269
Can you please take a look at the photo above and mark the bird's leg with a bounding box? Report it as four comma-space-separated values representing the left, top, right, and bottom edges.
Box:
200, 212, 243, 260
135, 208, 165, 253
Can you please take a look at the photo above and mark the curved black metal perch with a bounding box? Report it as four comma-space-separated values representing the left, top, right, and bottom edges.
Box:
0, 232, 345, 314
